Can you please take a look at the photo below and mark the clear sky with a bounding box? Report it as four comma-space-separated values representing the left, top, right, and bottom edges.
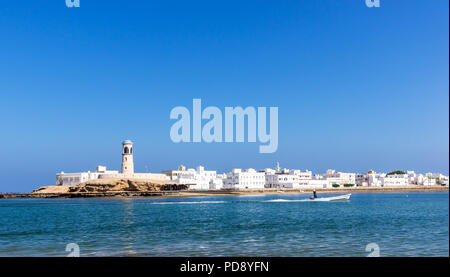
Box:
0, 0, 448, 192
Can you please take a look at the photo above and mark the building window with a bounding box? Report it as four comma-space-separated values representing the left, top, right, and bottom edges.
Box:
124, 147, 129, 154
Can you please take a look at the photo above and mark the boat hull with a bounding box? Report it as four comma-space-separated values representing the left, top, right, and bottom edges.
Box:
313, 194, 351, 201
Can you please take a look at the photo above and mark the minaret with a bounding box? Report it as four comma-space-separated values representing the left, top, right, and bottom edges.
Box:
121, 140, 134, 175
276, 161, 280, 172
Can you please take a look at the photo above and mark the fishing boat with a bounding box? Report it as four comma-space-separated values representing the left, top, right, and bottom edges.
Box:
310, 193, 351, 201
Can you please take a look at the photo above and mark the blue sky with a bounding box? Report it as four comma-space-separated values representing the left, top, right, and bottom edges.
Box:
0, 0, 448, 192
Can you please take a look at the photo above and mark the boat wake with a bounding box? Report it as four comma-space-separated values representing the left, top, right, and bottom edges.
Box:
149, 195, 350, 205
266, 199, 309, 202
151, 201, 226, 205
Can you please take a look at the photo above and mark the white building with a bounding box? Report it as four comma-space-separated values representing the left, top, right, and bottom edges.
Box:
265, 169, 300, 189
303, 179, 330, 189
296, 170, 313, 186
210, 173, 226, 190
319, 169, 356, 185
425, 173, 448, 186
368, 171, 385, 187
264, 168, 313, 189
223, 168, 266, 189
440, 175, 449, 186
412, 174, 425, 185
374, 171, 446, 187
162, 165, 187, 181
56, 166, 119, 186
408, 173, 443, 186
171, 166, 222, 190
407, 171, 417, 184
356, 173, 369, 186
422, 177, 437, 186
367, 171, 410, 187
381, 174, 409, 187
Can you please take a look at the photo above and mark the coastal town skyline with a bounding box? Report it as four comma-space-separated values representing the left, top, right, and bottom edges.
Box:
1, 135, 448, 193
1, 136, 448, 193
53, 140, 449, 190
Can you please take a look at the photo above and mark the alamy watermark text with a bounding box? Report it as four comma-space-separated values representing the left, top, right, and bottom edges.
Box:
170, 99, 278, 154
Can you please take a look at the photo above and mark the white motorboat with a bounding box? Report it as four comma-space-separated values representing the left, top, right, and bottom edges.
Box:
311, 193, 351, 201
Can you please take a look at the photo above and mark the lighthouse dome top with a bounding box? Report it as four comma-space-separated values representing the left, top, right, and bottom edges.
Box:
122, 140, 133, 144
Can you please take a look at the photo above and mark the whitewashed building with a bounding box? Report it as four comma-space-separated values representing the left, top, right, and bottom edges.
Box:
423, 177, 437, 186
264, 169, 301, 189
56, 166, 119, 186
381, 174, 409, 187
210, 173, 226, 190
259, 164, 314, 189
171, 166, 221, 190
407, 171, 418, 184
413, 174, 425, 185
162, 165, 187, 181
368, 171, 385, 187
296, 170, 313, 186
356, 173, 369, 186
317, 169, 356, 185
303, 179, 330, 189
425, 173, 448, 186
223, 168, 266, 189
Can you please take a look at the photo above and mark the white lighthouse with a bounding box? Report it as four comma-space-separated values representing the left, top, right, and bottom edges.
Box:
121, 140, 134, 175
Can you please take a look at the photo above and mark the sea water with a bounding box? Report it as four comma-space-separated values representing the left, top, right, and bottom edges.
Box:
0, 192, 448, 257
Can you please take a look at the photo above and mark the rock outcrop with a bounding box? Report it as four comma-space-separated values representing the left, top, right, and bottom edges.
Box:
32, 178, 188, 194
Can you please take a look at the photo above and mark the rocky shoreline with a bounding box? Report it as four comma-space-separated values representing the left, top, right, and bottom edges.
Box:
0, 191, 180, 199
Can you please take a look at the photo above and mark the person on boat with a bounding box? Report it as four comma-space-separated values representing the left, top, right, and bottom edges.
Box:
313, 189, 318, 199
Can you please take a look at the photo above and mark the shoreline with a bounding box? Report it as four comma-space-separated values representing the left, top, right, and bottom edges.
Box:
0, 186, 448, 199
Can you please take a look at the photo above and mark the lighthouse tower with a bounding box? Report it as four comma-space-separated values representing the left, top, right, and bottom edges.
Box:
121, 140, 134, 175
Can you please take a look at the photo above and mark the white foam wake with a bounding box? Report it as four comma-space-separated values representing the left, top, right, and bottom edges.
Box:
151, 201, 226, 205
266, 199, 309, 202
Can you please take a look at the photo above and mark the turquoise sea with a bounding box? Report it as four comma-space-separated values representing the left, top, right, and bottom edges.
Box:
0, 192, 448, 257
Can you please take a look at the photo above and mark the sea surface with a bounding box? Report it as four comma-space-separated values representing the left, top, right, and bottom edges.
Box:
0, 192, 448, 257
